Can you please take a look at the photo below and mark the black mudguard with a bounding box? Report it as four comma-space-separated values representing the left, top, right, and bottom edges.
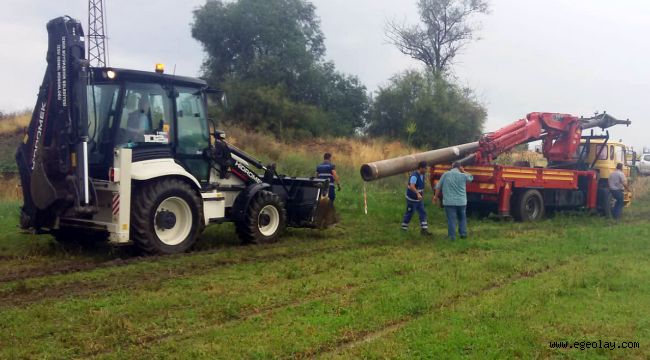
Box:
231, 183, 271, 223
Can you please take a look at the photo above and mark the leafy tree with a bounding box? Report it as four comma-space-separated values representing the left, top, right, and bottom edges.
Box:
192, 0, 368, 138
367, 70, 486, 149
192, 0, 324, 86
387, 0, 489, 75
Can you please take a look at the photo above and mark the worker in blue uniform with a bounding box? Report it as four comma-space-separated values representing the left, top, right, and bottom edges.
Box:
316, 153, 341, 202
402, 161, 431, 235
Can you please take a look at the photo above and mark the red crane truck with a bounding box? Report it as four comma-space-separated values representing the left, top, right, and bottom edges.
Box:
431, 112, 633, 220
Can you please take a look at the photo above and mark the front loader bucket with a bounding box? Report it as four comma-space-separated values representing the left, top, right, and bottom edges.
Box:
312, 196, 339, 229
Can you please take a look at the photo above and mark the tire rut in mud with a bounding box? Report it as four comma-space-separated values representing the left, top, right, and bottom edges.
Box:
0, 243, 361, 307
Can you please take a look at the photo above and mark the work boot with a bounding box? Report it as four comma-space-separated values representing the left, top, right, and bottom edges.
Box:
421, 229, 432, 236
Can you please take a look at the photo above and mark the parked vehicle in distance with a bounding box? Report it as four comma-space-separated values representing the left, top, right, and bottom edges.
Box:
637, 153, 650, 176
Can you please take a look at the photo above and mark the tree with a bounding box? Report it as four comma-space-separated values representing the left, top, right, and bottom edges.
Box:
192, 0, 325, 86
387, 0, 489, 75
192, 0, 368, 138
367, 70, 486, 149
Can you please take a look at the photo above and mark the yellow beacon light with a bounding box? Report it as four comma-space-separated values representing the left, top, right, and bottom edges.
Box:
155, 63, 165, 74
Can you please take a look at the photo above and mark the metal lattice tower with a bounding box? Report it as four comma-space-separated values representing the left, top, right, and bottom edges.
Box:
88, 0, 108, 67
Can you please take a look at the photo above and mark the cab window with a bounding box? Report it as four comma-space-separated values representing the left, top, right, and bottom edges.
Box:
645, 155, 650, 162
175, 87, 210, 182
595, 145, 608, 160
176, 88, 209, 155
614, 146, 624, 163
117, 83, 173, 145
87, 84, 119, 163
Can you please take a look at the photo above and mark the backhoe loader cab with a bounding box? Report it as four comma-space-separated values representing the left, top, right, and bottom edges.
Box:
85, 67, 213, 183
16, 16, 334, 254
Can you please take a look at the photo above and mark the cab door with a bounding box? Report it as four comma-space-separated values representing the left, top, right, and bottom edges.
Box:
175, 87, 210, 183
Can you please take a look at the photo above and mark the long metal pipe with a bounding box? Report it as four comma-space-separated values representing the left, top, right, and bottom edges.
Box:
360, 142, 479, 181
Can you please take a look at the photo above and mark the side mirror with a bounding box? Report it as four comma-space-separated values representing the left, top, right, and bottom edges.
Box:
206, 88, 228, 110
208, 119, 226, 141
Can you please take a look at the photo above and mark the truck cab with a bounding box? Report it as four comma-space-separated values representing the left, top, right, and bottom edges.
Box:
578, 139, 631, 179
578, 138, 632, 206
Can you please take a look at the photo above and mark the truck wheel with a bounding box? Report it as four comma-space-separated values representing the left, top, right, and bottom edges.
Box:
469, 205, 492, 219
598, 188, 615, 218
513, 189, 545, 222
236, 191, 286, 245
131, 179, 203, 255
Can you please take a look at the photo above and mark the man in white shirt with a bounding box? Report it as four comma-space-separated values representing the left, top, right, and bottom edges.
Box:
608, 163, 629, 220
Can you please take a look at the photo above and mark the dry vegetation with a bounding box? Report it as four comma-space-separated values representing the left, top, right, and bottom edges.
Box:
631, 175, 650, 199
0, 111, 30, 135
222, 124, 416, 170
495, 149, 548, 167
0, 175, 20, 201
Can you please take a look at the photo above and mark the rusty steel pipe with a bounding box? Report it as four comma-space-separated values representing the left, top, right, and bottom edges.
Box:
360, 142, 480, 181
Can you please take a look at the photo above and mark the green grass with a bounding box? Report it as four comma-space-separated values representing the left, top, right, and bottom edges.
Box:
0, 166, 649, 359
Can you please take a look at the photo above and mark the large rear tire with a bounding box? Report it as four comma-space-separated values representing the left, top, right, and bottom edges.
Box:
131, 178, 203, 255
512, 189, 545, 222
597, 188, 615, 218
236, 191, 287, 245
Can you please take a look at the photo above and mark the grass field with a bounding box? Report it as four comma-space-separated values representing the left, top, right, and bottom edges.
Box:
1, 113, 649, 358
0, 171, 649, 358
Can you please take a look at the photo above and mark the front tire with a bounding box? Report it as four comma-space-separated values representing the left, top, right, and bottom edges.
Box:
512, 189, 545, 222
236, 191, 287, 245
131, 178, 203, 255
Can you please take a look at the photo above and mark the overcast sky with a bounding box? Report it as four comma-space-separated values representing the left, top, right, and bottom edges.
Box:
1, 0, 648, 149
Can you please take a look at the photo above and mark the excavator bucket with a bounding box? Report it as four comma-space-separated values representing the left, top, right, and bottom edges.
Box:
312, 195, 339, 229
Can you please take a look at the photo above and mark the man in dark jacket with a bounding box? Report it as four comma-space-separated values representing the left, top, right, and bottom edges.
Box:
402, 161, 431, 235
316, 153, 341, 202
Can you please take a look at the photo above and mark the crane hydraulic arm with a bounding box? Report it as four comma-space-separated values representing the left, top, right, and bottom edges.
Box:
461, 112, 631, 165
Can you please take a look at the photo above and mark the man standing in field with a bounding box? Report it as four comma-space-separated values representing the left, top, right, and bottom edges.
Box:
402, 161, 431, 235
434, 162, 474, 241
608, 163, 629, 220
316, 153, 341, 202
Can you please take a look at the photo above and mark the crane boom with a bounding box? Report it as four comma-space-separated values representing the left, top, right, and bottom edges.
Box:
461, 112, 630, 166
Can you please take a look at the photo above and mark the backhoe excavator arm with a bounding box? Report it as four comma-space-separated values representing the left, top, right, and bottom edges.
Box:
16, 16, 93, 230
